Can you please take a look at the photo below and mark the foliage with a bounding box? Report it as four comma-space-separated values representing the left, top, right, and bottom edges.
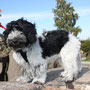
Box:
0, 34, 11, 56
53, 0, 82, 36
81, 39, 90, 53
83, 58, 90, 62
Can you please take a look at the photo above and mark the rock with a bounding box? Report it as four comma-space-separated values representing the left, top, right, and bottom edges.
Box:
46, 63, 90, 89
48, 60, 60, 69
7, 52, 22, 81
53, 61, 61, 68
0, 81, 90, 90
0, 51, 22, 81
0, 82, 63, 90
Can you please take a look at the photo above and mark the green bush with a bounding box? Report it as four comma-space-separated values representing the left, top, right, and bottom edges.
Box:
81, 39, 90, 58
0, 34, 11, 56
81, 39, 90, 52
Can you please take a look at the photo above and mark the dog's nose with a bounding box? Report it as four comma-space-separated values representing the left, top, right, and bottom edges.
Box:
13, 39, 18, 45
8, 39, 18, 46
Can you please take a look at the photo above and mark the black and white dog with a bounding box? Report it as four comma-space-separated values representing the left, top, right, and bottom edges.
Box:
3, 18, 82, 84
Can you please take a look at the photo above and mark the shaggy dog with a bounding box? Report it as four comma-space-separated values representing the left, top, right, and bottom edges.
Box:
3, 18, 82, 84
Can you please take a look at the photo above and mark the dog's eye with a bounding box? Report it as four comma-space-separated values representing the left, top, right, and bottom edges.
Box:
14, 25, 18, 28
14, 25, 21, 30
20, 32, 24, 34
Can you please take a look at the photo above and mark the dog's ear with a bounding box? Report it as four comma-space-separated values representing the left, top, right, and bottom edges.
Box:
3, 21, 15, 46
27, 32, 37, 44
27, 23, 37, 44
18, 19, 37, 44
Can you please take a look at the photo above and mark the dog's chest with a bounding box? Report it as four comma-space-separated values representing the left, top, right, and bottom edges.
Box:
13, 41, 46, 67
26, 46, 46, 66
13, 40, 60, 67
13, 51, 27, 66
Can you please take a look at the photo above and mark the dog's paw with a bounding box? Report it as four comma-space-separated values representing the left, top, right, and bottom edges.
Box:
16, 76, 26, 82
60, 71, 67, 78
33, 81, 43, 85
16, 76, 31, 83
32, 78, 45, 85
60, 71, 75, 83
62, 76, 74, 83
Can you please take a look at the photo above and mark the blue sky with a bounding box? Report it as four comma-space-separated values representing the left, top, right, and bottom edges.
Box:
0, 0, 90, 40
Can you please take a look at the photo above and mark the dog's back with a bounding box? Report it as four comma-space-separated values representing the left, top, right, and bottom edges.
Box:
39, 30, 69, 59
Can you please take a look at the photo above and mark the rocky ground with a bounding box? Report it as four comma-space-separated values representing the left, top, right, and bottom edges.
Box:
0, 61, 90, 90
46, 61, 90, 89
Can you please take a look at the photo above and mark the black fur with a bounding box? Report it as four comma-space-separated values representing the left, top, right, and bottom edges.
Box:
3, 18, 37, 46
39, 30, 69, 59
16, 50, 29, 63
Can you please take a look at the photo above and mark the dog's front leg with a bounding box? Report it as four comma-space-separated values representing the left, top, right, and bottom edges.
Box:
32, 64, 47, 84
16, 67, 33, 82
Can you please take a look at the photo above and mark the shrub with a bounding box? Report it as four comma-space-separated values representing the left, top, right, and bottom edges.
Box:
81, 39, 90, 58
81, 39, 90, 53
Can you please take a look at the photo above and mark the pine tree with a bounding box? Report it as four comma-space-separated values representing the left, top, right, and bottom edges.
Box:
53, 0, 82, 36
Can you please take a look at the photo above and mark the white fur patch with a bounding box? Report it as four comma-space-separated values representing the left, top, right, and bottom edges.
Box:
60, 34, 81, 81
7, 30, 26, 43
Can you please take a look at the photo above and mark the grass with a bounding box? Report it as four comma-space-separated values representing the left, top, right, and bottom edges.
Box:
82, 58, 90, 62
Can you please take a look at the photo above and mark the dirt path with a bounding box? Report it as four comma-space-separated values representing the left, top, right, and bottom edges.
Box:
45, 62, 90, 89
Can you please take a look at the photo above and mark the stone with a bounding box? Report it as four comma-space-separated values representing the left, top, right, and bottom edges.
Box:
7, 52, 22, 81
0, 51, 21, 81
48, 61, 60, 69
0, 82, 64, 90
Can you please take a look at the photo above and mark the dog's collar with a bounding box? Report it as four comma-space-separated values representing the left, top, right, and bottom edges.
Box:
16, 50, 29, 63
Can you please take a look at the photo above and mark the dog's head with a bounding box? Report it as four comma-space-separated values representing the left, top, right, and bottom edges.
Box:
3, 18, 37, 49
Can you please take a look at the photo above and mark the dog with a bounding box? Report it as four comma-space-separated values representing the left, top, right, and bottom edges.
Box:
3, 18, 82, 84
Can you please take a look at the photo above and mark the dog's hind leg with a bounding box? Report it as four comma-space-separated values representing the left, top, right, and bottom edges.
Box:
60, 56, 79, 82
59, 34, 81, 83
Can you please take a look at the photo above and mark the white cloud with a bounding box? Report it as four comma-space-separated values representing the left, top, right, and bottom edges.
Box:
0, 11, 54, 33
76, 8, 90, 16
1, 11, 53, 21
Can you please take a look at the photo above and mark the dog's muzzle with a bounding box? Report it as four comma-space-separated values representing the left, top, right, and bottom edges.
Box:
8, 38, 26, 48
8, 39, 18, 46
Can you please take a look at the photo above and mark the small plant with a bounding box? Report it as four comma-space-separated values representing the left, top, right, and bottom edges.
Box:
0, 34, 11, 56
81, 39, 90, 60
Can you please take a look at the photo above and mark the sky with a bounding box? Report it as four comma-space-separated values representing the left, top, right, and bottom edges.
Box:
0, 0, 90, 40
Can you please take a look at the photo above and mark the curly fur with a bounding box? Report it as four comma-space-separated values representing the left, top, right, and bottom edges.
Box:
3, 18, 82, 84
3, 18, 37, 46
